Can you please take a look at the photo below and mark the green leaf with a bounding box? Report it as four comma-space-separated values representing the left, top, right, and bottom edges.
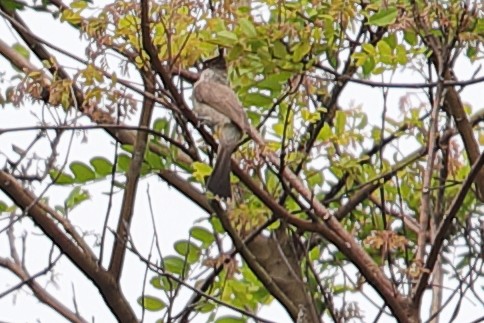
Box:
145, 151, 164, 170
395, 44, 407, 64
475, 18, 484, 34
1, 0, 25, 11
150, 276, 178, 291
150, 276, 163, 289
192, 162, 212, 182
404, 30, 417, 46
362, 56, 375, 75
49, 169, 75, 185
11, 43, 30, 60
377, 40, 392, 57
318, 122, 333, 141
257, 72, 292, 91
0, 201, 8, 212
121, 144, 134, 153
292, 41, 311, 62
362, 43, 375, 56
243, 93, 273, 107
163, 256, 189, 276
60, 8, 82, 25
368, 8, 398, 26
141, 161, 151, 176
70, 0, 88, 9
227, 43, 244, 61
301, 108, 321, 123
357, 113, 368, 129
70, 162, 96, 183
372, 66, 385, 74
309, 245, 321, 261
216, 30, 238, 45
215, 316, 246, 323
190, 226, 215, 247
210, 216, 225, 234
307, 170, 324, 188
385, 33, 397, 49
65, 186, 90, 211
466, 45, 477, 60
196, 301, 216, 313
90, 157, 113, 176
153, 117, 169, 133
239, 18, 257, 37
116, 153, 131, 172
326, 48, 338, 69
174, 240, 201, 264
137, 295, 166, 311
335, 111, 346, 136
272, 40, 288, 59
352, 52, 367, 67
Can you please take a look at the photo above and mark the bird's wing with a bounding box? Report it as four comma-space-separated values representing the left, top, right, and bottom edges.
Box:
193, 80, 249, 133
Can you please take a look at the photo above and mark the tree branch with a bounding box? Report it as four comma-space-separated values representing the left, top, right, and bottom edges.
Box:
109, 69, 156, 280
0, 170, 138, 322
412, 150, 484, 306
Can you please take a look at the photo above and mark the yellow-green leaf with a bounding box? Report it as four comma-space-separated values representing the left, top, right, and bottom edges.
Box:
12, 43, 30, 61
243, 93, 273, 107
335, 111, 346, 136
190, 226, 215, 247
70, 162, 96, 183
239, 18, 257, 37
216, 30, 238, 45
174, 240, 201, 264
293, 41, 311, 62
49, 169, 75, 185
192, 162, 212, 182
137, 296, 166, 312
368, 8, 398, 27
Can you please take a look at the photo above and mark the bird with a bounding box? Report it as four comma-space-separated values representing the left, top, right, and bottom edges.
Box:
191, 56, 250, 198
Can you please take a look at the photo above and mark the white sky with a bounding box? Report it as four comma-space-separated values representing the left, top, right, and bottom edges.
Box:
0, 1, 483, 323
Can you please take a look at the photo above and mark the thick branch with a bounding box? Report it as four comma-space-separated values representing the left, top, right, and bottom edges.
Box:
416, 82, 444, 268
0, 171, 138, 322
442, 69, 484, 201
412, 151, 484, 306
109, 72, 156, 280
209, 201, 300, 318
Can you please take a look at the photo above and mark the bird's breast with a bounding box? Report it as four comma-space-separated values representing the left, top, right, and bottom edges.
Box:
192, 100, 231, 128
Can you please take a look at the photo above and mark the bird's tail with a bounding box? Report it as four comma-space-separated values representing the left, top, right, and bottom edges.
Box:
206, 145, 235, 199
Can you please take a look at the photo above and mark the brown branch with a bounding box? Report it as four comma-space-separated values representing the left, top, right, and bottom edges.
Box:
0, 220, 85, 322
408, 0, 484, 202
209, 200, 300, 319
412, 150, 484, 306
228, 156, 414, 322
127, 241, 278, 323
131, 5, 311, 318
299, 19, 377, 167
0, 5, 72, 82
0, 4, 445, 321
315, 63, 484, 89
0, 256, 88, 323
177, 217, 277, 322
323, 111, 431, 203
136, 30, 415, 318
0, 222, 87, 323
109, 72, 156, 280
416, 82, 445, 269
333, 149, 423, 222
441, 69, 484, 201
109, 3, 157, 279
0, 170, 138, 322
